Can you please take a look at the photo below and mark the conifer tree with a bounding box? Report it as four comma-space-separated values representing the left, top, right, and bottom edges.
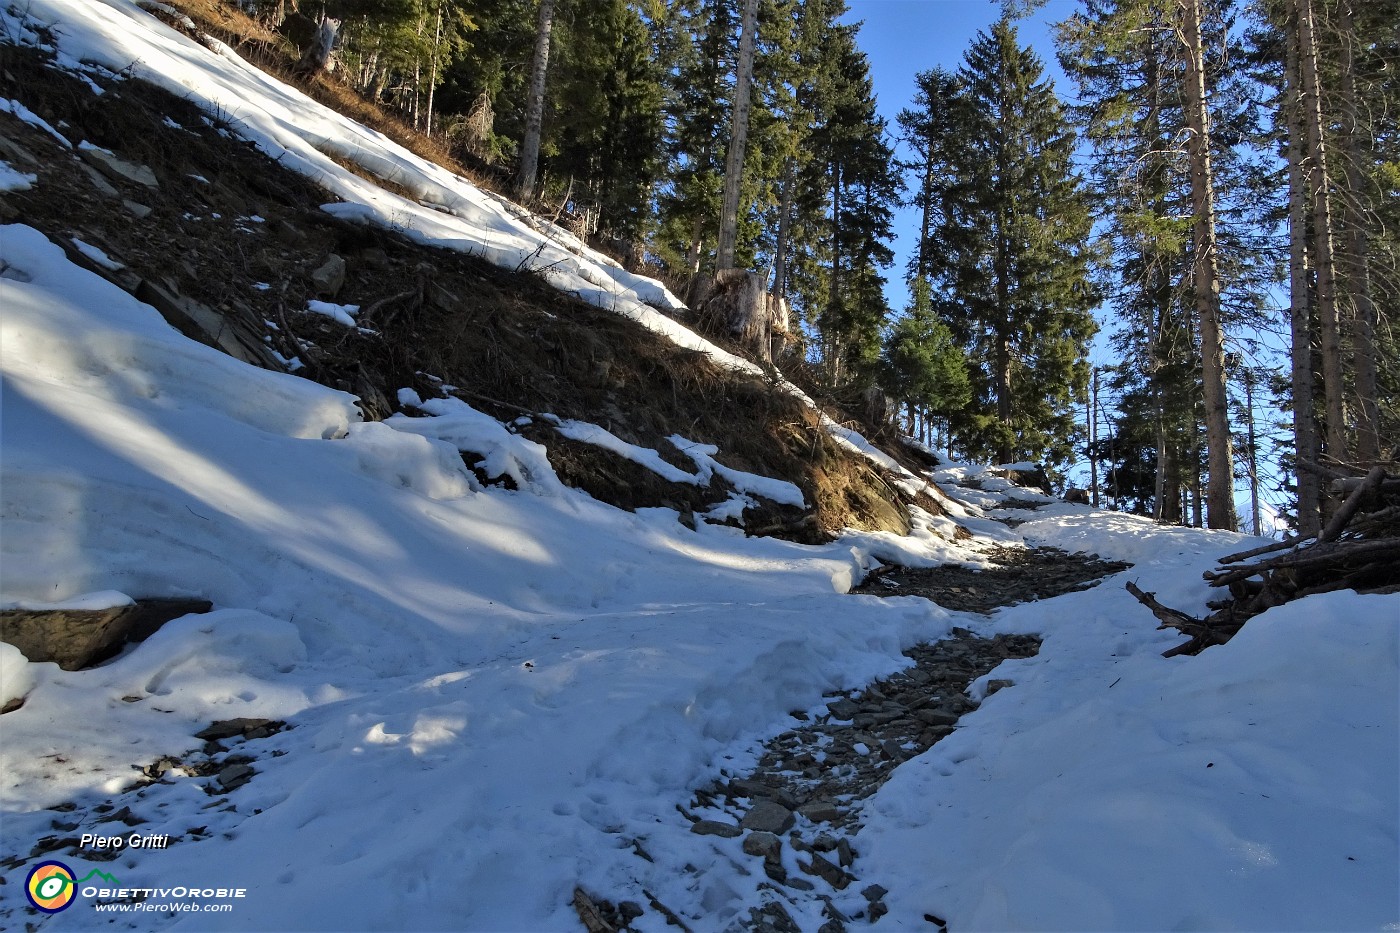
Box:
914, 19, 1096, 466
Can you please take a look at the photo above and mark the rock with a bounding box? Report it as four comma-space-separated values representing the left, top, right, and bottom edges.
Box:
826, 697, 859, 720
914, 708, 960, 727
618, 901, 643, 923
799, 852, 849, 890
879, 740, 906, 761
82, 164, 121, 197
836, 838, 854, 867
216, 763, 254, 791
861, 884, 888, 902
122, 200, 153, 219
798, 800, 839, 824
195, 718, 278, 741
984, 678, 1014, 697
0, 598, 213, 671
740, 800, 794, 834
311, 254, 346, 297
742, 831, 782, 861
729, 777, 776, 799
79, 144, 159, 188
689, 819, 742, 838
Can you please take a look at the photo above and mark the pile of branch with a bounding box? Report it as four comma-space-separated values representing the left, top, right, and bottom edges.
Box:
1129, 449, 1400, 657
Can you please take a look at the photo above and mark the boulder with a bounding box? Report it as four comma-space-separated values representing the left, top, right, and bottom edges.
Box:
1, 598, 212, 670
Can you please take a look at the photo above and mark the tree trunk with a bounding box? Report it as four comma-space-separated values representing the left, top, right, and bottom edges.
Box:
716, 0, 759, 271
1336, 0, 1381, 463
516, 0, 557, 203
300, 10, 341, 74
1285, 21, 1322, 536
772, 157, 793, 300
1179, 0, 1236, 530
1294, 0, 1345, 462
425, 3, 443, 138
1245, 367, 1261, 536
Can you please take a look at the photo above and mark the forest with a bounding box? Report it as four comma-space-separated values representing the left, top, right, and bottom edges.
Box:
264, 0, 1396, 535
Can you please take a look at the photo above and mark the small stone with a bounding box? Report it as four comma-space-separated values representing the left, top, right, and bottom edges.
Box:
311, 254, 346, 297
79, 145, 158, 188
984, 678, 1014, 697
811, 834, 839, 852
763, 861, 788, 884
742, 831, 782, 861
799, 852, 849, 890
122, 200, 153, 219
689, 819, 742, 838
82, 164, 121, 197
798, 800, 840, 823
196, 718, 276, 741
914, 708, 960, 727
836, 838, 854, 867
826, 698, 859, 720
618, 901, 643, 923
862, 884, 888, 902
741, 799, 794, 834
784, 875, 814, 892
216, 763, 254, 791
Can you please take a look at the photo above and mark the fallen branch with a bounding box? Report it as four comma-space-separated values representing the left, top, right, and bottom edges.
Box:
572, 888, 615, 933
642, 889, 693, 933
1125, 581, 1236, 657
1319, 463, 1390, 543
1205, 538, 1400, 588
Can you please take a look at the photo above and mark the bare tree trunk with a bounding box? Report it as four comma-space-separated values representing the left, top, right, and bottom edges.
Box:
1245, 367, 1261, 536
1285, 21, 1322, 536
1179, 0, 1236, 530
716, 0, 759, 271
1336, 0, 1381, 463
516, 0, 557, 203
425, 3, 443, 138
1091, 366, 1100, 508
1295, 0, 1346, 462
772, 157, 793, 300
300, 10, 341, 74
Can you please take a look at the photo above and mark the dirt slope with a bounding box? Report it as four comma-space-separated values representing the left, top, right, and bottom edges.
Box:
0, 33, 921, 542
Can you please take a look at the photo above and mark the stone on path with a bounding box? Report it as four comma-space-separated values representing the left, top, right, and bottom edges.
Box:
690, 819, 742, 838
740, 799, 794, 834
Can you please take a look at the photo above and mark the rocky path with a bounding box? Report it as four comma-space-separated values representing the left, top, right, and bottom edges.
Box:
584, 494, 1132, 933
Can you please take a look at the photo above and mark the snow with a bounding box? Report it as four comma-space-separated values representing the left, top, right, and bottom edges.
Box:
554, 420, 700, 485
304, 299, 359, 327
1, 96, 72, 147
0, 3, 1396, 930
0, 160, 37, 192
70, 237, 124, 270
669, 435, 807, 508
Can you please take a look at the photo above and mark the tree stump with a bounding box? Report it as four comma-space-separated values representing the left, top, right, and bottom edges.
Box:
691, 269, 788, 364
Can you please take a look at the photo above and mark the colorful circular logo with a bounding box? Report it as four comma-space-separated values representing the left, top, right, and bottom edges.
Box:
26, 860, 77, 913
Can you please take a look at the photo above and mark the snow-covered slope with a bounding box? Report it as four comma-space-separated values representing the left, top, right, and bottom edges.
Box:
1, 3, 1396, 930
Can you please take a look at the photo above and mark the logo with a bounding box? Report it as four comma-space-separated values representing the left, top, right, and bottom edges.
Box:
26, 860, 77, 913
24, 862, 122, 913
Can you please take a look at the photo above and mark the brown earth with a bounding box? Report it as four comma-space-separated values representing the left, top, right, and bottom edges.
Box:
0, 38, 923, 542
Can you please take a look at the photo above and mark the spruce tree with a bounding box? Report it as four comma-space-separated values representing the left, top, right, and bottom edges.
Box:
916, 19, 1097, 467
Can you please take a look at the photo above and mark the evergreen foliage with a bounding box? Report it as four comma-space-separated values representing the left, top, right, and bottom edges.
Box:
905, 19, 1097, 467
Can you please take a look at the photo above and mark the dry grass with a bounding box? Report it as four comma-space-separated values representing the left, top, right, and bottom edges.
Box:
1, 27, 929, 543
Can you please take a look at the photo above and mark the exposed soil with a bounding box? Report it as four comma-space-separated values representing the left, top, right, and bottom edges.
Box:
0, 40, 920, 542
